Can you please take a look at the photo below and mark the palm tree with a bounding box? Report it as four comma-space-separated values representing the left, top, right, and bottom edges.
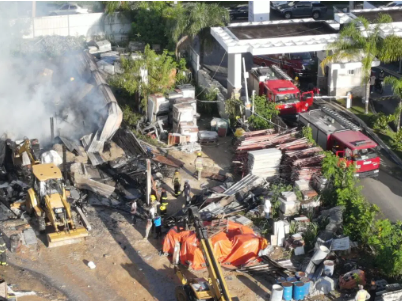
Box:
384, 76, 402, 132
320, 14, 402, 114
167, 2, 229, 61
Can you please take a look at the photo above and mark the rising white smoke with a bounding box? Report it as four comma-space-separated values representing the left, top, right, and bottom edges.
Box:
0, 5, 106, 146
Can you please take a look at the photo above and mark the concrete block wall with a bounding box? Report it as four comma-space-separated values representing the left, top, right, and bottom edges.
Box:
20, 12, 131, 42
197, 69, 228, 119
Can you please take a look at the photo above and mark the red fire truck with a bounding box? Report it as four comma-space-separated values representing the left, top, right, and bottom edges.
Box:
248, 66, 315, 116
253, 52, 317, 78
299, 107, 380, 177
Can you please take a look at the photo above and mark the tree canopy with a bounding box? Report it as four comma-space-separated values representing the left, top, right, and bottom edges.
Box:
320, 14, 402, 114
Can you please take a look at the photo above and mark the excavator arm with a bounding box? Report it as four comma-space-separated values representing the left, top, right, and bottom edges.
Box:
186, 206, 232, 301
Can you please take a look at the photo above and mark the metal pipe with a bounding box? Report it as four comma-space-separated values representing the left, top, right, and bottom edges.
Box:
62, 144, 68, 183
50, 117, 54, 142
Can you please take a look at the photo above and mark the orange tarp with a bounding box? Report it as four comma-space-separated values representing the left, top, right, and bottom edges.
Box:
163, 221, 268, 270
180, 233, 206, 270
162, 227, 192, 254
211, 232, 232, 262
222, 233, 263, 267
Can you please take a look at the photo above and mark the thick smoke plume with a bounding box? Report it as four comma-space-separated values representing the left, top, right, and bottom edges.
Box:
0, 9, 105, 146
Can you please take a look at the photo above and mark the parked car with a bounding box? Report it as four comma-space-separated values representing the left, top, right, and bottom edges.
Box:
229, 5, 248, 21
275, 1, 327, 19
49, 3, 89, 16
253, 52, 317, 78
381, 1, 402, 7
271, 1, 320, 11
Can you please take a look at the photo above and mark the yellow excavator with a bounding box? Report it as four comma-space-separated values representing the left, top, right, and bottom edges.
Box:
25, 163, 88, 247
174, 206, 236, 301
8, 138, 40, 182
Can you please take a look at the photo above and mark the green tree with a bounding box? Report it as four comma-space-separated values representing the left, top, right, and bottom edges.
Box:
321, 151, 378, 244
373, 112, 395, 132
166, 2, 229, 60
248, 95, 279, 130
384, 76, 402, 132
368, 219, 402, 277
109, 45, 178, 108
320, 14, 402, 114
131, 2, 171, 48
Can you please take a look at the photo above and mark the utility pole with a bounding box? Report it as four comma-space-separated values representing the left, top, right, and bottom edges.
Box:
32, 1, 36, 18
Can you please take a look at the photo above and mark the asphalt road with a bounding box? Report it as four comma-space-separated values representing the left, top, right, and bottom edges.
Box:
359, 155, 402, 222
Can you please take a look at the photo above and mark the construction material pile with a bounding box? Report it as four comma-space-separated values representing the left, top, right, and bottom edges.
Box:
278, 138, 324, 182
233, 129, 297, 175
233, 130, 324, 183
248, 149, 282, 180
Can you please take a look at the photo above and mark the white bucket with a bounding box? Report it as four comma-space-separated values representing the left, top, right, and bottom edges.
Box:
87, 261, 96, 269
311, 246, 330, 265
270, 284, 284, 301
323, 260, 335, 276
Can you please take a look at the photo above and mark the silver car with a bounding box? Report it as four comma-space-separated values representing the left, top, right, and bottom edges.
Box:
49, 3, 89, 16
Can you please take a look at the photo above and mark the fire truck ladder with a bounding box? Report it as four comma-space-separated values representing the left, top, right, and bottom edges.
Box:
321, 106, 361, 132
270, 65, 293, 81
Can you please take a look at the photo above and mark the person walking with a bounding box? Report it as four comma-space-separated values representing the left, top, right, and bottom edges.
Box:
370, 73, 376, 93
130, 200, 137, 225
264, 198, 271, 219
194, 152, 204, 181
154, 216, 162, 239
183, 180, 191, 206
0, 233, 7, 266
172, 170, 182, 197
144, 212, 153, 240
159, 188, 168, 217
355, 285, 370, 301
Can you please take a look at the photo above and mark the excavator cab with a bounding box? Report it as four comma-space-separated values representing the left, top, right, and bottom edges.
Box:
25, 163, 88, 247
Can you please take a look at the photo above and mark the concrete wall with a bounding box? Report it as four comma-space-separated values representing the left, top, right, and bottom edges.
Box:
20, 12, 131, 42
378, 289, 402, 301
197, 69, 228, 118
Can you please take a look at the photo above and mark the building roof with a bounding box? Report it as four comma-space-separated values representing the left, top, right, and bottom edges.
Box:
335, 7, 402, 37
32, 163, 63, 182
331, 130, 377, 150
229, 21, 337, 40
211, 19, 340, 55
353, 9, 402, 22
265, 79, 298, 94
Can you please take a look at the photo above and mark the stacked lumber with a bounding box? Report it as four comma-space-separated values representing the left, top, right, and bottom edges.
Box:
280, 141, 324, 182
232, 129, 298, 175
248, 148, 282, 179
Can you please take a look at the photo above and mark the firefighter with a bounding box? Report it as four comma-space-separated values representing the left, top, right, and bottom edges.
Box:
0, 233, 6, 266
183, 180, 191, 206
159, 188, 168, 217
172, 170, 182, 197
294, 76, 300, 88
194, 152, 204, 181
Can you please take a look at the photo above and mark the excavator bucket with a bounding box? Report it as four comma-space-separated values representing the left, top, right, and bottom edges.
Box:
47, 227, 88, 248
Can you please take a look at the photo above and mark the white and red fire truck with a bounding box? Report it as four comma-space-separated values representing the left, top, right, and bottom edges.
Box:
247, 65, 315, 116
299, 107, 380, 177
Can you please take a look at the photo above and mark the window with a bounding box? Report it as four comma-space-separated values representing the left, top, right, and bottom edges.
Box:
290, 53, 311, 60
70, 5, 77, 9
348, 69, 355, 75
60, 4, 69, 10
352, 148, 378, 161
296, 3, 311, 7
275, 93, 299, 104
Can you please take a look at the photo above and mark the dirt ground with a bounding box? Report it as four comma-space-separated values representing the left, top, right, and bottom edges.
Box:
0, 126, 273, 301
